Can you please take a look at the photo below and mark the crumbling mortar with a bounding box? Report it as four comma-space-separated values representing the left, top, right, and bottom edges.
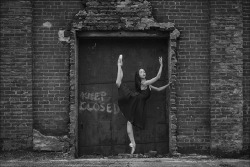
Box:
60, 0, 180, 157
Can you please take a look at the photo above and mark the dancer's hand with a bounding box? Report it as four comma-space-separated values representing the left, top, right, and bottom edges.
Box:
159, 57, 163, 66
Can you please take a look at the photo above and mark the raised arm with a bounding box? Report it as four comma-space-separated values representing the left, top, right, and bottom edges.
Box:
142, 57, 163, 86
150, 82, 171, 92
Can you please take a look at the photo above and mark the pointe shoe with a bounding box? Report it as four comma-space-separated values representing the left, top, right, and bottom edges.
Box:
118, 54, 123, 66
129, 143, 136, 154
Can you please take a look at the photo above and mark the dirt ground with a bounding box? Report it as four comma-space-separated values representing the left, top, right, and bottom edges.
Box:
0, 150, 249, 160
0, 150, 213, 161
0, 151, 249, 167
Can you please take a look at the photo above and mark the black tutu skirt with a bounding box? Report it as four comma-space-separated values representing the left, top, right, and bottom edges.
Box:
118, 83, 151, 129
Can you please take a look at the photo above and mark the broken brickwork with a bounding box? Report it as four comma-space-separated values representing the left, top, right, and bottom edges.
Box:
0, 0, 249, 157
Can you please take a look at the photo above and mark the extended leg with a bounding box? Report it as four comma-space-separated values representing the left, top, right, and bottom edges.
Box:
116, 56, 123, 88
127, 121, 136, 154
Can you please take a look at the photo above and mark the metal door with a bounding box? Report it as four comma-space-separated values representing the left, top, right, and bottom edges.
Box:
78, 37, 169, 156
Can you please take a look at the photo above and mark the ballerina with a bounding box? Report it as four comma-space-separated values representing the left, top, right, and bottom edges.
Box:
116, 54, 171, 154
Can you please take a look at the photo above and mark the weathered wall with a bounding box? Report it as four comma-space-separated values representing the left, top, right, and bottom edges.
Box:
32, 0, 81, 137
0, 0, 249, 156
243, 0, 250, 153
149, 0, 211, 154
209, 0, 244, 156
0, 0, 33, 150
31, 0, 82, 152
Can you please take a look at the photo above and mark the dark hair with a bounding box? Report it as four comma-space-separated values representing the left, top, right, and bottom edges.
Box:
135, 70, 141, 92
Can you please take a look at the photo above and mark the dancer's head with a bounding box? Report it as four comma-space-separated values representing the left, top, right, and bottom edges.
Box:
138, 69, 146, 79
135, 68, 146, 92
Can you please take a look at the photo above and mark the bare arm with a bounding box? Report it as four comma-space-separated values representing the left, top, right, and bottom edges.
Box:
142, 57, 163, 86
150, 82, 171, 92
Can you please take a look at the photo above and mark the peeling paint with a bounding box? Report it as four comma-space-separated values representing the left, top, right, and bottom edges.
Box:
42, 21, 52, 28
58, 30, 70, 43
33, 129, 70, 152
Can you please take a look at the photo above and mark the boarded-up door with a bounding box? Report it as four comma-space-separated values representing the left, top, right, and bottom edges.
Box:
78, 37, 169, 156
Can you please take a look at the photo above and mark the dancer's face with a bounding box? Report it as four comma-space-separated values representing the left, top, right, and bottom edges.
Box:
139, 69, 146, 79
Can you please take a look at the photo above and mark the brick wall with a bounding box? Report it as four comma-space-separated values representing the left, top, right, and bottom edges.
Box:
149, 0, 211, 154
209, 0, 244, 156
243, 0, 250, 153
0, 0, 33, 150
32, 0, 81, 136
0, 0, 249, 156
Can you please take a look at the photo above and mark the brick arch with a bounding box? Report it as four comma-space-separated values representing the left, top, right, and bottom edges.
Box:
65, 0, 180, 157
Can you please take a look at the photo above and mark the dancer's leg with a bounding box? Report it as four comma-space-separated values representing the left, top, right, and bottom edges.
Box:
116, 56, 123, 88
127, 121, 136, 154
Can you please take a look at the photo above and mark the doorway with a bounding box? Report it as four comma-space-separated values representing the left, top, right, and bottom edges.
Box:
78, 36, 169, 156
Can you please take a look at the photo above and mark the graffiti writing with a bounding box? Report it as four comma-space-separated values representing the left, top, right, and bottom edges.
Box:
79, 91, 120, 114
80, 91, 107, 102
79, 101, 120, 114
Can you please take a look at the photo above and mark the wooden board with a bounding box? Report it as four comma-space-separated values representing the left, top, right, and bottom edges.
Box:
78, 37, 169, 156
